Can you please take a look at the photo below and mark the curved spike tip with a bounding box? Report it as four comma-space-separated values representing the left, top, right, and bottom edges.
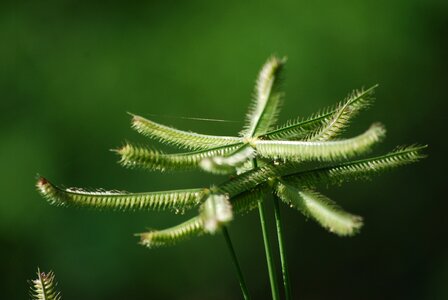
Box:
36, 177, 50, 195
37, 177, 48, 186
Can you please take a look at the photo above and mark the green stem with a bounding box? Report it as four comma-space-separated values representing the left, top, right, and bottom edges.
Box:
223, 227, 251, 300
273, 193, 292, 300
253, 159, 280, 300
258, 199, 280, 300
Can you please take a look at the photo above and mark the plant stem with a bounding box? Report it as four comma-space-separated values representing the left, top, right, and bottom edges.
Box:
258, 199, 280, 300
273, 193, 292, 300
253, 159, 280, 300
222, 227, 251, 300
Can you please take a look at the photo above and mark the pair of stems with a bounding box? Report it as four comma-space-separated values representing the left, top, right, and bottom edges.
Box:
255, 159, 292, 300
223, 159, 291, 300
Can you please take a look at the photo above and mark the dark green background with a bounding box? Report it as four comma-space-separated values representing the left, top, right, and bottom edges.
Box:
3, 0, 447, 299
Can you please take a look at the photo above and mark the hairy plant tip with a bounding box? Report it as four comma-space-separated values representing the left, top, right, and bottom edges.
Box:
36, 176, 205, 212
30, 268, 62, 300
276, 183, 363, 236
36, 176, 61, 206
116, 142, 244, 172
201, 194, 234, 234
130, 113, 242, 151
261, 85, 378, 141
137, 217, 205, 248
242, 55, 286, 138
199, 146, 256, 175
115, 143, 163, 170
255, 122, 386, 162
36, 176, 49, 191
283, 144, 428, 188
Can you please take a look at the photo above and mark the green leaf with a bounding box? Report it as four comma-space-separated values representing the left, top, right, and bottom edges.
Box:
261, 85, 377, 141
115, 142, 243, 171
36, 177, 206, 213
242, 56, 286, 137
131, 113, 242, 150
275, 182, 363, 236
30, 268, 62, 300
200, 144, 256, 175
255, 123, 386, 162
283, 145, 427, 187
138, 216, 204, 248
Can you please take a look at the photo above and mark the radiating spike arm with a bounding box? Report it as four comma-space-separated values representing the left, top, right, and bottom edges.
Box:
255, 123, 386, 162
275, 182, 363, 236
306, 85, 377, 142
200, 144, 256, 175
130, 113, 242, 150
242, 56, 286, 137
217, 144, 426, 200
138, 216, 205, 248
139, 193, 233, 249
214, 144, 425, 202
115, 142, 243, 172
36, 177, 207, 213
261, 85, 378, 141
138, 188, 265, 249
283, 145, 427, 187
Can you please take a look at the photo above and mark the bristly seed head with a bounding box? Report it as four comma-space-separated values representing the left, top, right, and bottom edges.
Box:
35, 56, 426, 251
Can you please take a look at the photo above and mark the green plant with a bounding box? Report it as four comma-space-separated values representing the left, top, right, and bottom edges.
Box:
36, 56, 426, 299
29, 268, 62, 300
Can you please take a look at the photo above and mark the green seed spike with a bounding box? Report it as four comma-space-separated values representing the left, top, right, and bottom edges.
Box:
138, 216, 205, 248
305, 86, 376, 142
36, 177, 207, 213
130, 113, 242, 150
30, 268, 62, 300
200, 145, 256, 175
115, 142, 242, 172
137, 185, 266, 248
255, 123, 386, 162
261, 85, 377, 141
216, 145, 426, 201
283, 145, 427, 188
242, 55, 286, 138
275, 182, 363, 236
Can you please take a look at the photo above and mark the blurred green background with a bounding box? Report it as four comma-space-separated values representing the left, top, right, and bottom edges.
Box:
3, 0, 447, 299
